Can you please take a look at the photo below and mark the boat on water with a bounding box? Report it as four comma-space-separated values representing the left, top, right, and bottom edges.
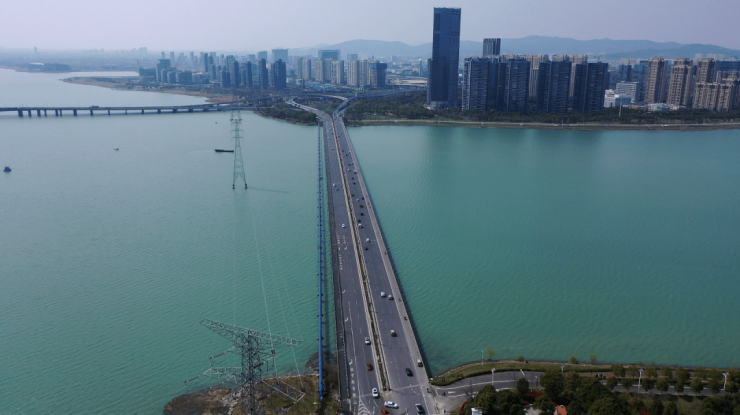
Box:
114, 148, 119, 151
3, 166, 11, 172
214, 149, 234, 153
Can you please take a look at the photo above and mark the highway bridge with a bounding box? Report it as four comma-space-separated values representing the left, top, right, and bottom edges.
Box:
291, 97, 435, 415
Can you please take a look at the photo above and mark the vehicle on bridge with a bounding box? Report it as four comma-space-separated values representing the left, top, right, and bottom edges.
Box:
367, 363, 373, 371
365, 337, 371, 345
372, 388, 379, 398
384, 401, 398, 409
390, 330, 397, 337
415, 404, 425, 414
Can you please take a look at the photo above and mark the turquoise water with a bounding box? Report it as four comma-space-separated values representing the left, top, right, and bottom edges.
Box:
2, 69, 740, 414
349, 126, 740, 373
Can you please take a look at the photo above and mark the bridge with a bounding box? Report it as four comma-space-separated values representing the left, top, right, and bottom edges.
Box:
291, 97, 436, 415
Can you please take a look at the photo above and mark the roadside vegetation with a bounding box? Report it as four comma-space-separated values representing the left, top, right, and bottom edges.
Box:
257, 102, 320, 125
343, 91, 740, 127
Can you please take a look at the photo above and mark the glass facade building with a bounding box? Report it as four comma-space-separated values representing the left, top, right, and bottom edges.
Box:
426, 7, 461, 109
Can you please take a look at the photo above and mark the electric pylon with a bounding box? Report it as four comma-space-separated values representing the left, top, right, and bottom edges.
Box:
231, 110, 247, 189
186, 319, 304, 415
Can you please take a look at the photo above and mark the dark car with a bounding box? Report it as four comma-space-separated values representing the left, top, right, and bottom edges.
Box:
367, 363, 373, 371
415, 404, 424, 414
405, 368, 413, 376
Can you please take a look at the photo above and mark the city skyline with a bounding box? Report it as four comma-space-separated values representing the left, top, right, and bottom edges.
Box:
2, 0, 740, 51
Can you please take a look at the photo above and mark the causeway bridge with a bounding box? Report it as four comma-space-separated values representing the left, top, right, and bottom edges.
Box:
291, 97, 435, 414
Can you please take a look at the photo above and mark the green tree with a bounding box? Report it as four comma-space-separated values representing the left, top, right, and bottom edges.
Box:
569, 355, 578, 364
674, 379, 685, 394
575, 377, 608, 411
567, 400, 585, 415
708, 378, 722, 394
641, 377, 654, 392
694, 367, 708, 380
474, 384, 497, 415
566, 371, 581, 391
606, 377, 618, 391
675, 367, 690, 382
589, 352, 598, 365
627, 365, 640, 378
691, 378, 705, 395
540, 370, 565, 400
726, 381, 739, 394
648, 400, 664, 415
663, 402, 679, 415
533, 396, 555, 414
509, 403, 524, 415
621, 377, 634, 392
656, 378, 669, 394
486, 348, 496, 359
611, 365, 626, 378
517, 355, 524, 362
660, 367, 673, 380
645, 367, 658, 378
516, 378, 530, 395
588, 395, 631, 415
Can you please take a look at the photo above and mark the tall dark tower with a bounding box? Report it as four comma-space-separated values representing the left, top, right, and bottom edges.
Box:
483, 38, 501, 57
426, 7, 461, 109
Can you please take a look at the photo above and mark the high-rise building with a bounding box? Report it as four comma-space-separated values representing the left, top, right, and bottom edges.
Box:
645, 58, 667, 103
271, 59, 286, 89
715, 60, 740, 80
462, 57, 492, 111
295, 57, 303, 79
617, 64, 632, 82
241, 63, 253, 88
359, 59, 370, 86
536, 61, 572, 114
170, 52, 175, 64
666, 58, 693, 107
347, 53, 358, 61
333, 60, 346, 85
219, 69, 231, 87
695, 58, 716, 84
230, 60, 240, 87
572, 62, 608, 113
368, 60, 387, 89
347, 60, 360, 87
482, 38, 501, 57
615, 82, 640, 102
426, 7, 462, 109
323, 59, 333, 82
156, 59, 171, 82
499, 58, 530, 113
161, 51, 165, 60
176, 71, 192, 85
716, 77, 740, 111
257, 58, 268, 90
258, 51, 268, 61
567, 55, 588, 105
524, 54, 549, 98
318, 50, 340, 61
302, 59, 312, 80
272, 48, 289, 63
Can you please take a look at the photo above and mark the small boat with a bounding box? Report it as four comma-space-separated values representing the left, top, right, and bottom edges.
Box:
3, 166, 10, 172
214, 149, 234, 153
114, 148, 119, 151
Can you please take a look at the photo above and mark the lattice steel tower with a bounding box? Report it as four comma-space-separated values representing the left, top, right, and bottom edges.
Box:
187, 319, 304, 415
231, 110, 247, 189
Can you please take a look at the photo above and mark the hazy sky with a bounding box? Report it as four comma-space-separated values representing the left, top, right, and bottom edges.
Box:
3, 0, 739, 52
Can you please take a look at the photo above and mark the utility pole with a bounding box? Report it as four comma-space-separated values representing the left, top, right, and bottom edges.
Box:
232, 110, 247, 189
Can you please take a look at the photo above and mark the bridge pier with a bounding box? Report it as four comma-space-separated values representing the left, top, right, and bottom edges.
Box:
90, 109, 94, 116
37, 109, 41, 117
203, 108, 209, 112
125, 110, 128, 115
18, 110, 23, 117
157, 109, 161, 114
108, 110, 110, 115
44, 110, 47, 116
27, 110, 32, 117
188, 108, 193, 112
141, 109, 144, 114
173, 109, 177, 113
73, 110, 77, 116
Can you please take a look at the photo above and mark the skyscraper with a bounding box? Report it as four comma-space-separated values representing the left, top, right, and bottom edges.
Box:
426, 7, 462, 110
258, 51, 268, 61
645, 58, 667, 103
333, 60, 345, 85
271, 60, 286, 90
572, 62, 608, 113
257, 58, 268, 90
348, 60, 360, 87
482, 38, 501, 57
296, 57, 303, 79
359, 59, 370, 86
318, 50, 340, 61
272, 48, 289, 63
666, 58, 693, 106
302, 59, 312, 80
368, 61, 387, 89
499, 58, 530, 113
241, 63, 253, 88
536, 61, 572, 114
524, 54, 550, 98
462, 57, 491, 111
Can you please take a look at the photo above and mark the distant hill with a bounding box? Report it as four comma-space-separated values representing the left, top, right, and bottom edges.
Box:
293, 36, 740, 60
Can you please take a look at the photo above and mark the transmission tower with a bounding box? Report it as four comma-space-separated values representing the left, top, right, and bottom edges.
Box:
231, 110, 248, 189
186, 319, 304, 415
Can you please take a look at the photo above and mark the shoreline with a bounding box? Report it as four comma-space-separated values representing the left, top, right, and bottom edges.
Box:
62, 76, 236, 103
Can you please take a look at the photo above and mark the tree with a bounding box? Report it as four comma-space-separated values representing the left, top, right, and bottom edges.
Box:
660, 367, 673, 380
690, 378, 704, 395
674, 379, 684, 394
516, 378, 530, 395
645, 367, 658, 378
726, 381, 739, 394
611, 365, 626, 378
627, 365, 640, 378
656, 378, 669, 394
566, 371, 581, 391
517, 355, 524, 362
621, 377, 634, 392
487, 348, 496, 359
663, 402, 679, 415
569, 355, 578, 364
708, 378, 722, 394
509, 404, 524, 415
589, 352, 598, 365
567, 400, 585, 415
474, 384, 497, 415
540, 369, 565, 400
588, 395, 631, 415
532, 396, 555, 414
641, 377, 654, 392
694, 367, 708, 380
675, 367, 690, 382
574, 377, 608, 411
606, 377, 618, 391
648, 399, 664, 415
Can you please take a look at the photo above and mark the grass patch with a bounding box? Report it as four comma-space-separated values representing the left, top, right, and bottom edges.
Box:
432, 360, 612, 386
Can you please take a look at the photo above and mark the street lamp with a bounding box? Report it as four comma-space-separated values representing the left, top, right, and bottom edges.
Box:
535, 376, 539, 388
491, 369, 496, 387
638, 368, 643, 392
723, 372, 729, 392
561, 365, 564, 374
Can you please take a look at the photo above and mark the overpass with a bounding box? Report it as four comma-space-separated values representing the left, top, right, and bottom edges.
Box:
291, 97, 436, 414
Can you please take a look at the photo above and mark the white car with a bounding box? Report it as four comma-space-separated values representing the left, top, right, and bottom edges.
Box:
380, 291, 386, 297
341, 224, 346, 228
365, 337, 371, 345
388, 294, 393, 300
372, 388, 379, 398
384, 401, 398, 409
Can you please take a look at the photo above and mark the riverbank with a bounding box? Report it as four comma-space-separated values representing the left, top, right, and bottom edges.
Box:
62, 76, 236, 103
347, 118, 740, 131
